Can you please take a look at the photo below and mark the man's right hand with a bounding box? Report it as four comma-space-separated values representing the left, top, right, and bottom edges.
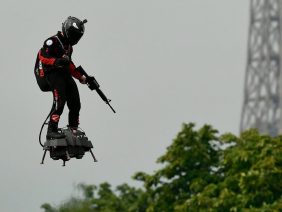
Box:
55, 57, 69, 67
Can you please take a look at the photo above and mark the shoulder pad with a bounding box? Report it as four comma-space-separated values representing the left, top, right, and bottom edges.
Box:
43, 36, 58, 47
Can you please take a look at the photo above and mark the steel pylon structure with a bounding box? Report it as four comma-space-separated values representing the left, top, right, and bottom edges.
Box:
240, 0, 282, 136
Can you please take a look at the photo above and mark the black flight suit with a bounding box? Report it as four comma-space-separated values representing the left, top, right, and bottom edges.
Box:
36, 31, 82, 131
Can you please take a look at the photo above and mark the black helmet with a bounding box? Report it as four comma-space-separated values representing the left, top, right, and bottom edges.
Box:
62, 16, 87, 45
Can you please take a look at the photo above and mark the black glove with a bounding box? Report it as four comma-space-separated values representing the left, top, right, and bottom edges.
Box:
54, 58, 70, 67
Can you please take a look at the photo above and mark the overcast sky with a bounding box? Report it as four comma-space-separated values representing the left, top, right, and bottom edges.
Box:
0, 0, 248, 211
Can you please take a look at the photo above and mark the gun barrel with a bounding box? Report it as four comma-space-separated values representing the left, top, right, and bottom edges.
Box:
96, 89, 116, 113
108, 102, 116, 113
96, 89, 107, 102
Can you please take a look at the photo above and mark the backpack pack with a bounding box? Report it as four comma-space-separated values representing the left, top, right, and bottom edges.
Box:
34, 53, 52, 92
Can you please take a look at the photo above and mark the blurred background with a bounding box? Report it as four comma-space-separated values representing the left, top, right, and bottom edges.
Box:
0, 0, 248, 211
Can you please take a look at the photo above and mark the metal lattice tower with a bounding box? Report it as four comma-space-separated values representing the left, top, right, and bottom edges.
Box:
240, 0, 282, 136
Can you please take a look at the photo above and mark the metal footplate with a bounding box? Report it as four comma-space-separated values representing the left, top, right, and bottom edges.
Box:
41, 128, 98, 166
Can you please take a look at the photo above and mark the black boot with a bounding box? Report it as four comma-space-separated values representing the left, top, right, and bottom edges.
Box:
46, 122, 65, 139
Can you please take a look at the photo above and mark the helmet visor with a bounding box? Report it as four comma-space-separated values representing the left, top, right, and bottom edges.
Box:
68, 29, 83, 45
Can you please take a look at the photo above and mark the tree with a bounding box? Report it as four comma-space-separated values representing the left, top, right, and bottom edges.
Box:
134, 123, 221, 211
41, 182, 145, 212
41, 124, 282, 211
178, 129, 282, 211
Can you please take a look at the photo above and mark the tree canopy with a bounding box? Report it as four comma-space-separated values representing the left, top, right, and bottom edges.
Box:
41, 123, 282, 212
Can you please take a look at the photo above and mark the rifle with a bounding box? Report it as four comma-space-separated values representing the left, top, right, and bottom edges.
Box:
76, 66, 116, 113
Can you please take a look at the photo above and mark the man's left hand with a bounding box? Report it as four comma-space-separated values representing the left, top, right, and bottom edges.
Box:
80, 75, 87, 84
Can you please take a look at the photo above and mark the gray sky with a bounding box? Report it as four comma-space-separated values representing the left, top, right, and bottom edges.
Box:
0, 0, 248, 211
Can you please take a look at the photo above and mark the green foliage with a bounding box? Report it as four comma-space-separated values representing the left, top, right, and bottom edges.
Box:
180, 129, 282, 211
132, 123, 221, 212
41, 182, 146, 212
41, 124, 282, 212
